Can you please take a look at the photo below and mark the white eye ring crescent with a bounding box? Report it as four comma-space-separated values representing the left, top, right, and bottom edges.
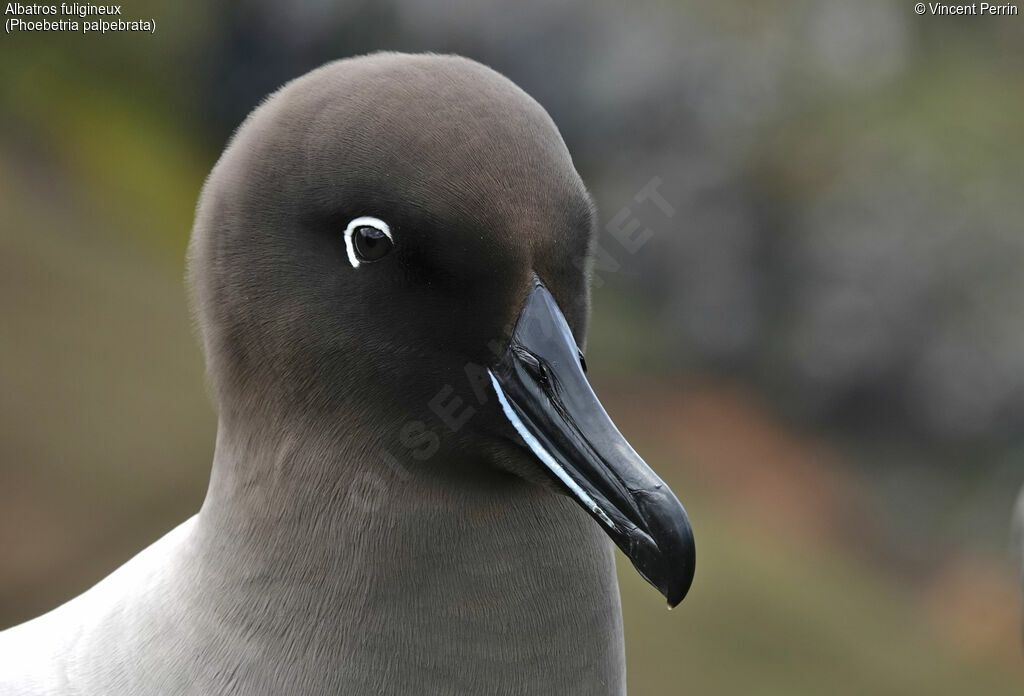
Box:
343, 216, 393, 268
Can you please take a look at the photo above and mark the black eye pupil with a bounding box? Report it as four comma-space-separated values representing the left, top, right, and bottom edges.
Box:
353, 225, 393, 262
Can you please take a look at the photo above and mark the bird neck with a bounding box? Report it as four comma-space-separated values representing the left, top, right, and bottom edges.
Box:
189, 414, 627, 693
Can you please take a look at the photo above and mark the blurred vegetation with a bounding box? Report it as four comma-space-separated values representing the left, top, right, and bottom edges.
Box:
1, 0, 1022, 693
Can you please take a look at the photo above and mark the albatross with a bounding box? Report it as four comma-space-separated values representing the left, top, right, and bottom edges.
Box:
0, 52, 695, 696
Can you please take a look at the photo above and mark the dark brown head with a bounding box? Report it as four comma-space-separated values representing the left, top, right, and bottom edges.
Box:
190, 53, 592, 422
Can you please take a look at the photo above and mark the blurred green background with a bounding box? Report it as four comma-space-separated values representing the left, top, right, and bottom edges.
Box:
1, 0, 1022, 693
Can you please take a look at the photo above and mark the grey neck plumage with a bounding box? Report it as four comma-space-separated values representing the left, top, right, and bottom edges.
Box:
199, 417, 626, 694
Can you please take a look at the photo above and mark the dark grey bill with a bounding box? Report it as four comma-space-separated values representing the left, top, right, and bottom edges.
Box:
488, 276, 695, 607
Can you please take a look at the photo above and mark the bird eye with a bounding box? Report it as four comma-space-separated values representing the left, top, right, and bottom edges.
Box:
343, 216, 394, 268
353, 225, 393, 262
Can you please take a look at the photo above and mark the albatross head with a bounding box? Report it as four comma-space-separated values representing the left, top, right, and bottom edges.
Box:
188, 52, 695, 607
